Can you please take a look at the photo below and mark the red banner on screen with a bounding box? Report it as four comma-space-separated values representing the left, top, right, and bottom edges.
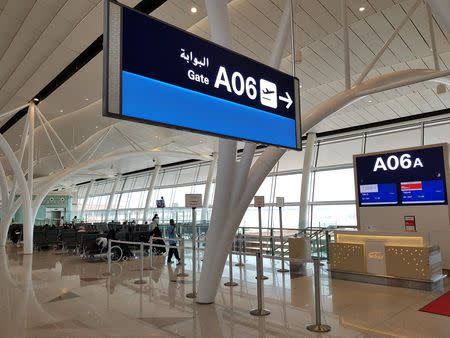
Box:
401, 182, 422, 191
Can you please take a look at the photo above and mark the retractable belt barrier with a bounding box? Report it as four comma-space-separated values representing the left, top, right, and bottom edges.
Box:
104, 238, 331, 332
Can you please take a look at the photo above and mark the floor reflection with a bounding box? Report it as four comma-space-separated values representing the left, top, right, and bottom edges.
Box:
0, 249, 55, 336
0, 245, 449, 337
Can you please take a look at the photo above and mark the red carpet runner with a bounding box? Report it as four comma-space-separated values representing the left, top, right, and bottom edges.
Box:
419, 292, 450, 317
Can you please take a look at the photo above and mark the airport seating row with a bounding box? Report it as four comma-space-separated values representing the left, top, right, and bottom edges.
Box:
31, 227, 152, 251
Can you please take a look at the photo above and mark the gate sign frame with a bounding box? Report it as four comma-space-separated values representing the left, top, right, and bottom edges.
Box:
103, 0, 301, 150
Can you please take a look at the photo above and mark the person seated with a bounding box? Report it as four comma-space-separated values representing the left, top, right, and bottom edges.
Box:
78, 225, 86, 232
10, 224, 21, 245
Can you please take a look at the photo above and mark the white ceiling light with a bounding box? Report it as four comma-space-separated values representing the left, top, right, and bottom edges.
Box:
368, 100, 373, 103
359, 6, 366, 12
60, 109, 63, 113
191, 6, 198, 14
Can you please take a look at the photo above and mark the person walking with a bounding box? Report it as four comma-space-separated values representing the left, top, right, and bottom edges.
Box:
167, 219, 181, 265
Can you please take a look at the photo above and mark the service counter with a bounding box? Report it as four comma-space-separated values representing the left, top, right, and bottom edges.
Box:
329, 231, 445, 290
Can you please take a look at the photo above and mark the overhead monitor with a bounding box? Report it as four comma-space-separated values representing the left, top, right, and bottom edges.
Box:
103, 0, 301, 150
354, 144, 448, 207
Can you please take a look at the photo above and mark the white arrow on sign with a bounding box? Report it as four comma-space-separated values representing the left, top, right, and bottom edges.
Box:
278, 92, 293, 109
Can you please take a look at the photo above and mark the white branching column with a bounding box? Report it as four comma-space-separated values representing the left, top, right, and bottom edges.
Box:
298, 133, 316, 228
197, 0, 450, 304
142, 165, 160, 222
0, 103, 34, 254
197, 0, 292, 304
0, 104, 31, 247
201, 153, 217, 221
79, 180, 94, 221
106, 174, 121, 221
425, 0, 450, 37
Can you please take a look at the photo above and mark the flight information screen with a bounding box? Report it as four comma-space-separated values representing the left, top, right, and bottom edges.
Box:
360, 183, 398, 205
401, 180, 446, 204
355, 145, 448, 207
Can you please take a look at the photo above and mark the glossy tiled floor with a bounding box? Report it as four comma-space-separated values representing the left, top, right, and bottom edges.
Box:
1, 245, 449, 337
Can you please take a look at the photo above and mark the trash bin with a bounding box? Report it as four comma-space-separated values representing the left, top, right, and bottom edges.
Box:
288, 236, 311, 274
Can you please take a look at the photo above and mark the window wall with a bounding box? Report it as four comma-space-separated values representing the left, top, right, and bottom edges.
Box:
73, 116, 450, 229
77, 163, 213, 223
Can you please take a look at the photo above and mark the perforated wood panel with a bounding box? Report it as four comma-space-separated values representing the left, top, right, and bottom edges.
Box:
330, 242, 366, 273
385, 245, 440, 279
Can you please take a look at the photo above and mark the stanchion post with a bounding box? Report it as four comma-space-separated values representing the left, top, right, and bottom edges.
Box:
276, 198, 289, 273
258, 206, 263, 254
177, 237, 189, 277
235, 232, 244, 267
134, 242, 146, 284
224, 251, 238, 286
306, 258, 331, 333
250, 252, 270, 316
270, 228, 275, 256
103, 239, 112, 276
148, 237, 155, 271
186, 207, 197, 298
325, 230, 330, 263
185, 194, 201, 298
243, 228, 246, 252
254, 196, 268, 280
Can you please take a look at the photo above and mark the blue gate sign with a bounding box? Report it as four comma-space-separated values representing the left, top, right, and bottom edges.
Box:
103, 0, 301, 150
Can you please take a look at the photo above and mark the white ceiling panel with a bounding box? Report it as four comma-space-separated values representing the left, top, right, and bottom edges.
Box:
16, 45, 79, 101
365, 10, 413, 62
368, 0, 395, 12
350, 19, 399, 66
60, 3, 102, 53
0, 13, 26, 56
420, 88, 447, 111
